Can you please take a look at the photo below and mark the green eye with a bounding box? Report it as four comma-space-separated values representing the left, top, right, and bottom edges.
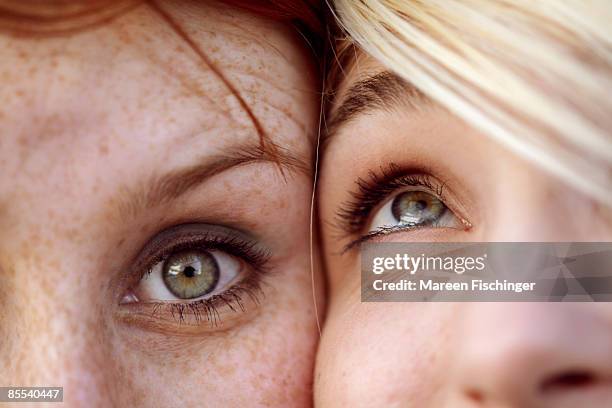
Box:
391, 191, 446, 226
368, 189, 459, 233
162, 250, 220, 299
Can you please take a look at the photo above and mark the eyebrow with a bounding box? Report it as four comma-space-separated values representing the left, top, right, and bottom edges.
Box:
116, 141, 309, 221
324, 70, 431, 146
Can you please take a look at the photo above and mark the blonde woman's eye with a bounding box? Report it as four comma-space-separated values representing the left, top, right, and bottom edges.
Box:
337, 168, 470, 250
368, 190, 461, 233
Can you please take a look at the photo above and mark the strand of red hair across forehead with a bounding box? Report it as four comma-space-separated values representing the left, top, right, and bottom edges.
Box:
224, 0, 322, 37
146, 0, 276, 158
226, 0, 326, 335
0, 0, 141, 35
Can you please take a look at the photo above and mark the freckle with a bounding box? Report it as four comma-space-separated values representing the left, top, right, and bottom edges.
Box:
99, 144, 109, 155
47, 208, 57, 220
18, 135, 29, 147
115, 237, 126, 249
29, 231, 42, 244
47, 258, 60, 271
64, 227, 82, 240
217, 363, 236, 377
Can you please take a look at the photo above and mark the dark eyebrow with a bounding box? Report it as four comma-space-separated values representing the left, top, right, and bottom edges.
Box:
324, 71, 431, 146
116, 141, 309, 221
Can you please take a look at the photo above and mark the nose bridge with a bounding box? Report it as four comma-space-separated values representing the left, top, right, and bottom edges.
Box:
451, 303, 612, 406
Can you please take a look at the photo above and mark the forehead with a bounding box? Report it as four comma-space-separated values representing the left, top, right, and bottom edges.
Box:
0, 1, 317, 171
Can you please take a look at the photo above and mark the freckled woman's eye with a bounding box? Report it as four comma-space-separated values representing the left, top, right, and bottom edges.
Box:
163, 250, 220, 299
119, 224, 271, 327
131, 247, 244, 303
369, 190, 460, 232
121, 223, 271, 309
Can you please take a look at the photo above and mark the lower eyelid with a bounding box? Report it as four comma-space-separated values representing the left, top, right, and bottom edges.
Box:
368, 225, 471, 244
116, 302, 261, 335
117, 274, 266, 333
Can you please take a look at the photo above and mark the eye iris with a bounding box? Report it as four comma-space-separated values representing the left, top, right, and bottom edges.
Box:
391, 191, 445, 226
162, 250, 220, 299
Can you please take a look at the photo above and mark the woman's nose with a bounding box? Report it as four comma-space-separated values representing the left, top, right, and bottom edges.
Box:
450, 303, 612, 407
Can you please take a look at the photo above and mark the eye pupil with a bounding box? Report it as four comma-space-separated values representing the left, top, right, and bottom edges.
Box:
183, 265, 196, 278
413, 200, 427, 212
163, 250, 220, 299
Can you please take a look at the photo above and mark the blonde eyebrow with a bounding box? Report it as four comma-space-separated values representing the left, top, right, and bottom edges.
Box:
324, 70, 431, 146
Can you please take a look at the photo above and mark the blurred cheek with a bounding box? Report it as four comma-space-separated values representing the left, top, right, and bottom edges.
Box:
315, 294, 459, 407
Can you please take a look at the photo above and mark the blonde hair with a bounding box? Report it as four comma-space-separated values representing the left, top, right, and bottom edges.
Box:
331, 0, 612, 206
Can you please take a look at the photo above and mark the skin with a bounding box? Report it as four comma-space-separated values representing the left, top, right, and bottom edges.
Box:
0, 1, 322, 406
315, 53, 612, 407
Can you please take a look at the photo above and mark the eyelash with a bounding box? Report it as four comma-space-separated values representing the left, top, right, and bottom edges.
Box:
150, 278, 264, 326
335, 163, 446, 246
133, 229, 271, 326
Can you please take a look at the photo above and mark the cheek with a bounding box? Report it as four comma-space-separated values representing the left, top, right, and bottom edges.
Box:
316, 300, 459, 407
112, 263, 320, 407
112, 330, 314, 406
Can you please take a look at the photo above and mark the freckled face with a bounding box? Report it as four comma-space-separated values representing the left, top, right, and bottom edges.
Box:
0, 2, 321, 407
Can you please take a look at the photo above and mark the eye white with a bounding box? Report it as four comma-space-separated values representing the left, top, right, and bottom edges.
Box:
134, 250, 243, 302
368, 190, 460, 233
